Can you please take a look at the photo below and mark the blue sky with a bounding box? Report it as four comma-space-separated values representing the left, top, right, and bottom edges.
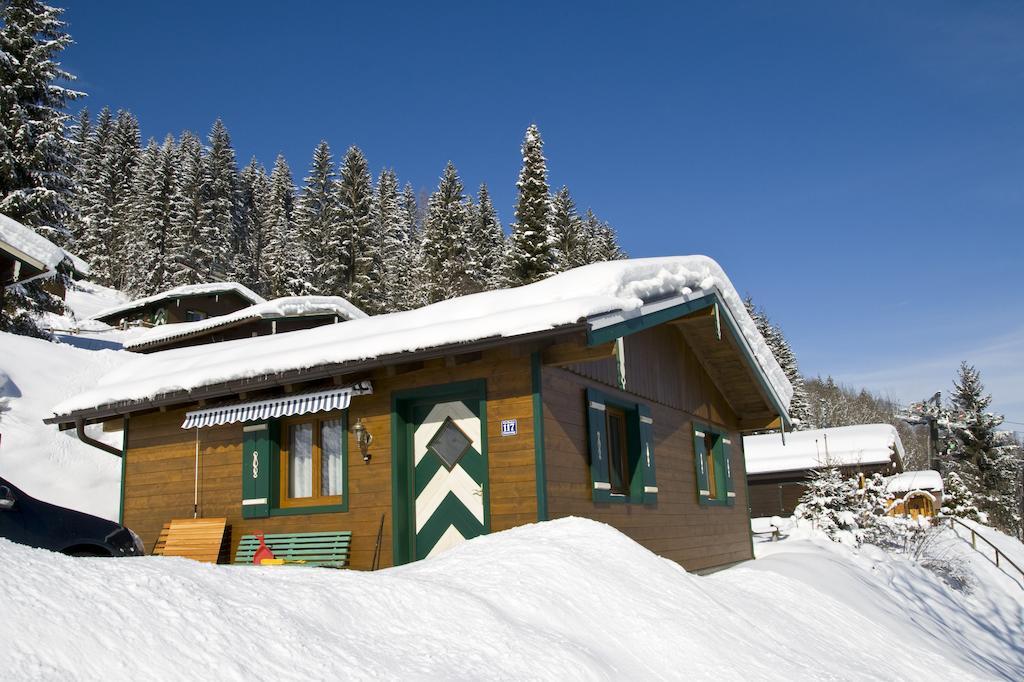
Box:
60, 1, 1024, 425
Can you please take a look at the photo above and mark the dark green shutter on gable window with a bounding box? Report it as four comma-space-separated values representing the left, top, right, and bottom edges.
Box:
693, 425, 711, 505
638, 404, 657, 504
586, 388, 612, 503
241, 422, 273, 518
722, 435, 736, 506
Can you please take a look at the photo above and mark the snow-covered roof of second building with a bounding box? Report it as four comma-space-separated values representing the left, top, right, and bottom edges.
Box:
743, 424, 905, 475
52, 256, 794, 418
0, 212, 66, 272
123, 296, 368, 350
886, 470, 943, 494
90, 282, 266, 321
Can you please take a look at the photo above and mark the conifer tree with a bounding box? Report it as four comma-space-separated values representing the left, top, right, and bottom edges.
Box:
334, 145, 375, 304
466, 183, 507, 290
296, 141, 338, 295
400, 183, 427, 309
508, 124, 555, 283
550, 186, 584, 271
168, 130, 205, 286
200, 119, 239, 281
66, 107, 92, 248
263, 154, 307, 296
940, 472, 981, 522
420, 162, 471, 302
370, 168, 410, 313
238, 158, 270, 293
124, 135, 178, 295
795, 467, 861, 542
579, 209, 625, 264
744, 297, 812, 429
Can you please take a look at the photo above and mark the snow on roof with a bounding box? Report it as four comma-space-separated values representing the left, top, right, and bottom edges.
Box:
90, 282, 266, 321
123, 295, 368, 350
0, 212, 65, 273
886, 470, 943, 494
61, 249, 91, 276
52, 256, 793, 418
744, 424, 905, 475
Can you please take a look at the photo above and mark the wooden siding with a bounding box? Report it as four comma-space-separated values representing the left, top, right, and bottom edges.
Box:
544, 326, 754, 572
120, 346, 539, 570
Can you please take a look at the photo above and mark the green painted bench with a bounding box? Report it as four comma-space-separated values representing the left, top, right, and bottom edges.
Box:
233, 531, 351, 568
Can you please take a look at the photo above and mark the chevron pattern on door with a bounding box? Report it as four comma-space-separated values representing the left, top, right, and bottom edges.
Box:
412, 399, 488, 560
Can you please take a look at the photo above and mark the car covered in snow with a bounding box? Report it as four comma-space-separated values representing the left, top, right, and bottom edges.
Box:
0, 476, 143, 557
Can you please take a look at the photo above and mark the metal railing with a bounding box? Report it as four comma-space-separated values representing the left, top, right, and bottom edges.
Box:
942, 516, 1024, 588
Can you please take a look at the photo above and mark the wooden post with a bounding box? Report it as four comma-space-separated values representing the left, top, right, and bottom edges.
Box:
971, 530, 976, 550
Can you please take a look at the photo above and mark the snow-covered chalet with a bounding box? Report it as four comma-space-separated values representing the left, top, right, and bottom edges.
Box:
47, 256, 794, 572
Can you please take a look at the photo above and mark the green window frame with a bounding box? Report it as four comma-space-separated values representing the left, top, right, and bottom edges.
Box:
692, 422, 735, 507
240, 411, 349, 519
585, 387, 657, 504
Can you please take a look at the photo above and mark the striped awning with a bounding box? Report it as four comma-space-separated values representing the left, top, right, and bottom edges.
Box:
181, 381, 373, 429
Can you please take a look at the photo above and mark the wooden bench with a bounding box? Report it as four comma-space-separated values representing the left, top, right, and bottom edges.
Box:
152, 518, 228, 563
233, 531, 351, 568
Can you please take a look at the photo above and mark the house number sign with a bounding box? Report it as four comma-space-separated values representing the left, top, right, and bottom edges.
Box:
501, 419, 518, 436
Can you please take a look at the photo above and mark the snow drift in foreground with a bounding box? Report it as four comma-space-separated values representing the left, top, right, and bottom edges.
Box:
53, 256, 793, 419
3, 518, 1022, 680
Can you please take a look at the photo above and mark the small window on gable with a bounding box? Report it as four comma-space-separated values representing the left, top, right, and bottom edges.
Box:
693, 423, 735, 507
185, 310, 208, 322
586, 388, 657, 504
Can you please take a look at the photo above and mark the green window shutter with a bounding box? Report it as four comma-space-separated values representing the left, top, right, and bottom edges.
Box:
586, 388, 611, 503
693, 423, 710, 505
241, 422, 272, 518
637, 404, 657, 504
722, 435, 736, 506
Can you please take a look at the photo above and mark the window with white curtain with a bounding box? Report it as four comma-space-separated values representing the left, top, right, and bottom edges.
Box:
320, 418, 343, 496
280, 414, 346, 508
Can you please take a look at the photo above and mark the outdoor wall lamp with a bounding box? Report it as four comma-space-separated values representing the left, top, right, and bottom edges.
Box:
353, 418, 373, 463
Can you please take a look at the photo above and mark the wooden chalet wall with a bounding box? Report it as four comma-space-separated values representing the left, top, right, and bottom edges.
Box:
542, 324, 754, 572
144, 315, 340, 352
120, 346, 540, 570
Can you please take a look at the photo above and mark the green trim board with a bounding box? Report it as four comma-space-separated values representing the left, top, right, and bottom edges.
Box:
391, 379, 489, 566
586, 291, 791, 430
531, 352, 548, 522
585, 387, 657, 505
118, 416, 128, 525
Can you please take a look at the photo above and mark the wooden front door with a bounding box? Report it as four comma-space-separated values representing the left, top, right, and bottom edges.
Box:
393, 381, 489, 564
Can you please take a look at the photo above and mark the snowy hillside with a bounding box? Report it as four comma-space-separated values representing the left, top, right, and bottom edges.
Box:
2, 517, 1022, 680
0, 281, 138, 520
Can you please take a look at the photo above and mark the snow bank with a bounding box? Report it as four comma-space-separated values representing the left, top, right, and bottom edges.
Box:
54, 256, 793, 418
0, 332, 123, 519
744, 424, 904, 474
0, 212, 65, 274
124, 295, 368, 350
886, 469, 943, 494
2, 517, 1019, 680
90, 281, 266, 322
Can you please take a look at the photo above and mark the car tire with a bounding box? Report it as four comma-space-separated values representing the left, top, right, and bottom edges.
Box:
64, 548, 112, 558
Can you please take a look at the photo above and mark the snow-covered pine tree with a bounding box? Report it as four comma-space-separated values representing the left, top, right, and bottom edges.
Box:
262, 154, 307, 297
296, 141, 337, 296
420, 161, 471, 302
199, 119, 240, 282
238, 158, 270, 293
370, 168, 409, 313
549, 186, 584, 271
124, 135, 178, 296
469, 183, 507, 290
66, 107, 92, 248
335, 145, 375, 305
0, 0, 82, 235
940, 472, 981, 522
794, 466, 861, 543
579, 209, 625, 264
400, 182, 427, 309
508, 124, 555, 284
743, 297, 812, 429
168, 130, 205, 286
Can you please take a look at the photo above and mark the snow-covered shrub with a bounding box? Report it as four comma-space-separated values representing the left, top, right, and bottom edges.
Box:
940, 472, 981, 522
866, 516, 973, 592
794, 467, 863, 544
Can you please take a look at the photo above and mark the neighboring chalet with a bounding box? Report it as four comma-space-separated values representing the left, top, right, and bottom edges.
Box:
744, 424, 905, 518
0, 212, 69, 312
91, 282, 265, 328
47, 256, 794, 572
886, 470, 943, 519
123, 296, 368, 353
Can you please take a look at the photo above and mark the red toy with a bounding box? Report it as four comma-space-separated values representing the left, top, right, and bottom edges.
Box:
252, 532, 275, 565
